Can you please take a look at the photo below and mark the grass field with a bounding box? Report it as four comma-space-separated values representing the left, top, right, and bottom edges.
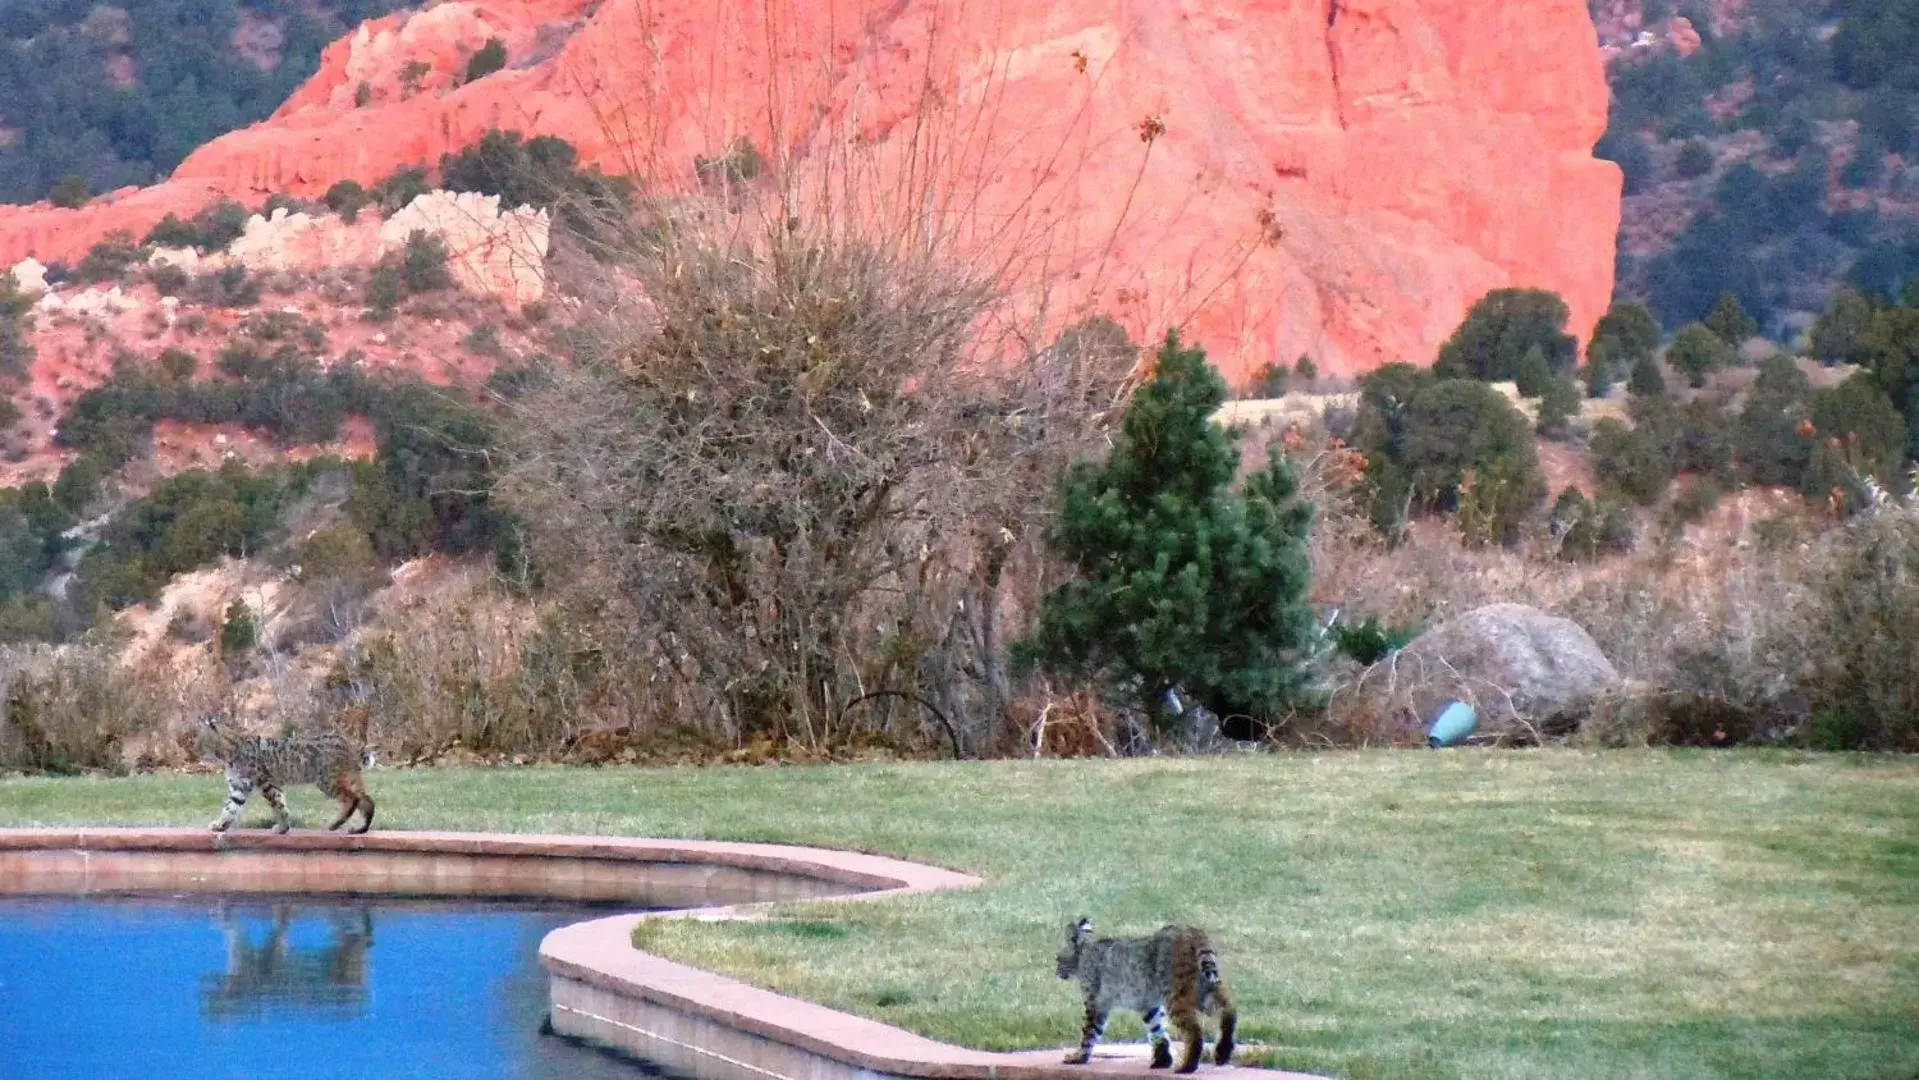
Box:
2, 751, 1915, 1080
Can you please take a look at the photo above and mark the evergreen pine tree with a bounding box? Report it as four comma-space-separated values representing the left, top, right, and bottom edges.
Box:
1536, 373, 1582, 440
1668, 323, 1735, 387
1513, 344, 1554, 398
1589, 300, 1662, 368
1629, 351, 1668, 397
1014, 331, 1317, 731
1703, 291, 1759, 347
1584, 338, 1620, 398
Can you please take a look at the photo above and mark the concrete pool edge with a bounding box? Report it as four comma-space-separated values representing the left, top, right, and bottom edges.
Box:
0, 828, 1323, 1080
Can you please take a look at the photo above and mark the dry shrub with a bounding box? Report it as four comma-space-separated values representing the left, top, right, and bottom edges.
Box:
0, 643, 162, 773
1799, 475, 1919, 750
328, 574, 609, 761
1275, 415, 1905, 746
501, 207, 1133, 755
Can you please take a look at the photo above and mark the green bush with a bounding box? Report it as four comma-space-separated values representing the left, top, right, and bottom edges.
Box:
0, 276, 32, 380
142, 213, 200, 248
365, 263, 404, 314
1435, 288, 1578, 383
1329, 614, 1418, 665
372, 166, 430, 216
1806, 371, 1908, 500
0, 484, 69, 605
1675, 397, 1735, 478
1535, 372, 1582, 440
47, 175, 88, 209
0, 595, 56, 643
324, 179, 370, 223
464, 38, 508, 83
73, 232, 147, 284
1736, 354, 1815, 487
1512, 344, 1554, 398
262, 192, 316, 218
1667, 323, 1736, 387
1013, 331, 1318, 729
1674, 139, 1715, 179
1353, 365, 1547, 542
52, 455, 103, 515
348, 380, 507, 558
1591, 417, 1674, 505
1664, 478, 1725, 532
1590, 300, 1662, 368
1245, 359, 1289, 399
1810, 288, 1874, 367
1628, 351, 1669, 396
142, 200, 250, 253
297, 523, 379, 582
1393, 378, 1545, 540
145, 262, 189, 296
1703, 291, 1760, 346
188, 265, 261, 308
156, 347, 198, 383
1855, 300, 1919, 457
437, 130, 634, 243
1583, 339, 1621, 399
218, 598, 258, 657
1597, 501, 1637, 554
399, 230, 454, 293
1554, 488, 1600, 561
462, 322, 505, 358
74, 464, 287, 610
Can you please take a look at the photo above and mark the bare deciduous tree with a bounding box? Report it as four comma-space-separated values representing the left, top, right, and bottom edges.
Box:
500, 207, 1135, 754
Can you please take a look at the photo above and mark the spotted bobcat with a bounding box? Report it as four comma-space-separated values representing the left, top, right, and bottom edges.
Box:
1056, 917, 1237, 1073
198, 713, 376, 835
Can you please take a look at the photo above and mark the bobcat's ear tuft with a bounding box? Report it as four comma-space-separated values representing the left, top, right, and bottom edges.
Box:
1073, 916, 1092, 939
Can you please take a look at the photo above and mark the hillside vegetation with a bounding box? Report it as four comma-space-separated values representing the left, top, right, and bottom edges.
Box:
0, 0, 407, 203
1598, 0, 1919, 333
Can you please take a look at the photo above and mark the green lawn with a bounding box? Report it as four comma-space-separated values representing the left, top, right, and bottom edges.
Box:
2, 751, 1915, 1080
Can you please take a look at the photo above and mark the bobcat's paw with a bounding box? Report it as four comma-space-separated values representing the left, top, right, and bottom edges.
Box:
271, 822, 291, 835
209, 821, 230, 832
1062, 1051, 1091, 1065
1150, 1045, 1174, 1069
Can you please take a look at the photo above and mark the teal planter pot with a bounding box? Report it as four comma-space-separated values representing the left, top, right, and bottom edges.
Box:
1427, 701, 1478, 748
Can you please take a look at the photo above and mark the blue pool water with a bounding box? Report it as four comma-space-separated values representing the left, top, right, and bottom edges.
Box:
0, 895, 661, 1080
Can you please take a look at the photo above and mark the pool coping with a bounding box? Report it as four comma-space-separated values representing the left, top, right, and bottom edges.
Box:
0, 828, 1324, 1080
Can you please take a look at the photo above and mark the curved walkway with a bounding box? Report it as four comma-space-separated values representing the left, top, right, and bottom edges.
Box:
0, 828, 1324, 1080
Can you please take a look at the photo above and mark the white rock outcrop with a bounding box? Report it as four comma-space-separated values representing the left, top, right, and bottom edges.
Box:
6, 257, 47, 296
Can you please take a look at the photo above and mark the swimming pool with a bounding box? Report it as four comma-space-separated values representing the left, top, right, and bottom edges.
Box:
0, 894, 662, 1079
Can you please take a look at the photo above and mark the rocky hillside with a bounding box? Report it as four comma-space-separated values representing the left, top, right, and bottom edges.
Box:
1591, 0, 1919, 337
0, 0, 1622, 383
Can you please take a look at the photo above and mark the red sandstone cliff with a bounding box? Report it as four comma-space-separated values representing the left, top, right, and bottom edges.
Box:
0, 0, 1620, 381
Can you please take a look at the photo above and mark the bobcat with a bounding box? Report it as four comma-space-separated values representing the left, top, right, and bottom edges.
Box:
198, 713, 376, 835
1056, 917, 1237, 1073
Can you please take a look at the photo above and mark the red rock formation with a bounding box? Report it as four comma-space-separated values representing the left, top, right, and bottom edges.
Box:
0, 0, 1620, 381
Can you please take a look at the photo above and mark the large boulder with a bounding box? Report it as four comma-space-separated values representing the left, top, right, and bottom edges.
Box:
1329, 602, 1621, 744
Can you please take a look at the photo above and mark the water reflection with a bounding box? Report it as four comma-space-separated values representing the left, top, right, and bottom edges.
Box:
0, 894, 661, 1079
200, 901, 375, 1022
